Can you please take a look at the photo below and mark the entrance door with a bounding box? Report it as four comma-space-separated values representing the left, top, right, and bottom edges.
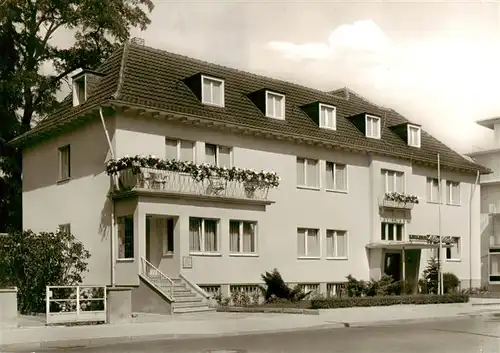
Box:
384, 252, 402, 281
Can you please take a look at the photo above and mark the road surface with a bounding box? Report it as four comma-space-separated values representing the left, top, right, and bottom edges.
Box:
12, 316, 500, 353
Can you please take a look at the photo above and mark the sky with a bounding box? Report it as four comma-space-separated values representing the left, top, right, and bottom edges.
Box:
51, 0, 500, 154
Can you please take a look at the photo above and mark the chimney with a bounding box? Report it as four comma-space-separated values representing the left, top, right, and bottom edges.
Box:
130, 37, 145, 46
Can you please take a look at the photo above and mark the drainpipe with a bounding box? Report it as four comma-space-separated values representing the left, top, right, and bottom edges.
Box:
469, 170, 480, 289
99, 107, 117, 287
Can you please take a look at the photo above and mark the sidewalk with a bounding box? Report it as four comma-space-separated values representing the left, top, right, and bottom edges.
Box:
1, 302, 500, 350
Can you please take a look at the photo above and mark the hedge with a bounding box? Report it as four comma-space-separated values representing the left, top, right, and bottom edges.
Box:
311, 293, 469, 309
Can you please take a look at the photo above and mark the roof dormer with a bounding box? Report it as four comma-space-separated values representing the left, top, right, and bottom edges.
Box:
71, 69, 105, 107
248, 89, 286, 120
301, 102, 336, 130
390, 122, 422, 148
347, 113, 381, 139
183, 73, 225, 107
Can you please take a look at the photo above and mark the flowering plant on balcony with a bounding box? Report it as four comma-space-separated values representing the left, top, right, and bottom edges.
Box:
384, 192, 419, 204
105, 155, 280, 189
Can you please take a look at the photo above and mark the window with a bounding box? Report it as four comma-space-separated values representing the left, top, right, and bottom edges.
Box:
205, 143, 231, 167
381, 169, 404, 193
297, 228, 320, 258
319, 104, 336, 130
229, 220, 257, 254
201, 75, 224, 107
296, 157, 319, 188
365, 115, 381, 139
117, 216, 134, 259
426, 178, 440, 203
58, 145, 71, 180
490, 251, 500, 281
325, 162, 347, 191
408, 125, 421, 148
72, 76, 86, 106
381, 223, 404, 241
446, 237, 460, 260
446, 181, 460, 205
189, 217, 219, 254
265, 91, 285, 119
165, 138, 195, 162
326, 230, 347, 258
58, 223, 71, 235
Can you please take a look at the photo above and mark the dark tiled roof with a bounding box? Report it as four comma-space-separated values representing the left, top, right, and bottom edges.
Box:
12, 42, 488, 174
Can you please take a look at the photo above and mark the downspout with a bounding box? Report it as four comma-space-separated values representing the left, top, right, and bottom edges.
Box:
99, 107, 117, 287
469, 170, 480, 289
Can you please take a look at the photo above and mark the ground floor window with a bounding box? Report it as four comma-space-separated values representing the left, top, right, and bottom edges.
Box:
297, 228, 320, 258
445, 237, 460, 260
490, 249, 500, 282
189, 217, 219, 253
381, 222, 403, 241
229, 220, 257, 254
117, 215, 134, 259
326, 230, 347, 258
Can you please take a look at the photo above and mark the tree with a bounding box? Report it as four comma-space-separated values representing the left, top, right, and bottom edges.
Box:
0, 0, 154, 232
0, 229, 91, 314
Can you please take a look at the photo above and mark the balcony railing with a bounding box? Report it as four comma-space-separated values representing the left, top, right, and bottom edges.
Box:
116, 167, 270, 201
378, 197, 416, 210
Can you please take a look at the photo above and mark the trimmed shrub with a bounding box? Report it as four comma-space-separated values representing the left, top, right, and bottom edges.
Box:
260, 269, 310, 303
310, 293, 469, 309
443, 272, 460, 293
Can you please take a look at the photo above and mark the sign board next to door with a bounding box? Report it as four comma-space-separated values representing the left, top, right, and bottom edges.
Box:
409, 234, 453, 245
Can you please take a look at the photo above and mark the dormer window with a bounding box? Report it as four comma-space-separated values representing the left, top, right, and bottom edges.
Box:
265, 91, 285, 119
407, 124, 421, 147
201, 75, 224, 107
72, 75, 86, 107
319, 104, 336, 130
365, 115, 381, 139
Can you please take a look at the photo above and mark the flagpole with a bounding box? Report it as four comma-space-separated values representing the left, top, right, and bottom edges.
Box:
437, 153, 443, 295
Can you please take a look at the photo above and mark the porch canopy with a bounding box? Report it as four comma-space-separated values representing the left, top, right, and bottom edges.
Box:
366, 234, 454, 250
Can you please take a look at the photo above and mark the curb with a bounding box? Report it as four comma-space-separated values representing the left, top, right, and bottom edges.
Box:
216, 307, 320, 315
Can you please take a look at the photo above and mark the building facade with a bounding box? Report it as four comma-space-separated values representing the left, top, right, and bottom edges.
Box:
14, 41, 486, 311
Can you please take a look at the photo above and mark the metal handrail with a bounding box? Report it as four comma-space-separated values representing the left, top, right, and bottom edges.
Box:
140, 257, 174, 299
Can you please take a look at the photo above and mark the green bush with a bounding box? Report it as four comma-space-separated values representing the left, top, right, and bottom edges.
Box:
443, 272, 460, 293
260, 269, 310, 303
310, 293, 469, 309
0, 229, 90, 314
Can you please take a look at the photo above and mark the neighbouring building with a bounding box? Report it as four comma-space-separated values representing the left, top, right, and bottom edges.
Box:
466, 118, 500, 291
11, 40, 487, 313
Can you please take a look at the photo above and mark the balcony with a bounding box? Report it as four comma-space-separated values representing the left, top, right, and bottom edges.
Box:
378, 192, 419, 210
113, 167, 272, 203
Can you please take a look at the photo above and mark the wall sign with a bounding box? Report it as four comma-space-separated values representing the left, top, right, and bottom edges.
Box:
182, 256, 193, 269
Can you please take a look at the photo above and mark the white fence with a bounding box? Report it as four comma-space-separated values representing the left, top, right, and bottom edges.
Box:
46, 285, 107, 325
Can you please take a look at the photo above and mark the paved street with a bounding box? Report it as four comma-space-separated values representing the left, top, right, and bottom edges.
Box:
18, 316, 500, 353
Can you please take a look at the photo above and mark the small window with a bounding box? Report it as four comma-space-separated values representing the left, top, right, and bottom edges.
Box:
325, 162, 347, 191
165, 138, 195, 162
297, 157, 319, 188
426, 177, 440, 203
408, 125, 421, 147
201, 75, 224, 107
117, 215, 134, 259
326, 230, 348, 258
490, 252, 500, 278
446, 237, 460, 260
229, 220, 257, 254
189, 217, 219, 254
58, 145, 71, 180
446, 181, 460, 205
72, 76, 86, 106
57, 223, 71, 235
319, 104, 336, 130
205, 143, 231, 167
265, 91, 285, 119
381, 169, 404, 193
297, 228, 320, 258
381, 222, 404, 241
365, 115, 381, 139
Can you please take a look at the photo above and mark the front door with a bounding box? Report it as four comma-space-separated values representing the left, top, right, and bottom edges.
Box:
384, 252, 402, 281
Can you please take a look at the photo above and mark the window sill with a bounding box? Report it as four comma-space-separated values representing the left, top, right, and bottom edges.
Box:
189, 252, 222, 257
57, 178, 71, 185
320, 125, 336, 131
446, 258, 461, 262
446, 203, 461, 207
266, 114, 285, 120
326, 257, 348, 261
202, 101, 224, 108
162, 252, 174, 258
297, 185, 320, 191
116, 258, 135, 263
229, 253, 258, 258
297, 256, 321, 260
326, 188, 348, 194
426, 201, 441, 204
